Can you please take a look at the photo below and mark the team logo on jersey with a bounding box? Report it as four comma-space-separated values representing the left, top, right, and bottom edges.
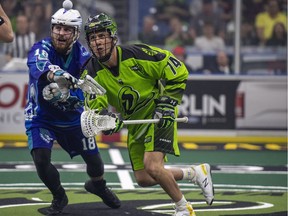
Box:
82, 51, 90, 56
81, 48, 90, 57
118, 86, 155, 116
35, 49, 49, 71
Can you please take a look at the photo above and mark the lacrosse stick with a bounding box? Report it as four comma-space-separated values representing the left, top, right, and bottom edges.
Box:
81, 109, 189, 137
76, 75, 106, 96
48, 65, 105, 97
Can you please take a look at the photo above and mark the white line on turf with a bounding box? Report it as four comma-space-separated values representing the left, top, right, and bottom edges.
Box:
0, 184, 286, 192
142, 201, 274, 213
0, 203, 50, 209
108, 148, 135, 189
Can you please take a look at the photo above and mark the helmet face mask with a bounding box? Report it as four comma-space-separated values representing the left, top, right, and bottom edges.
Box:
84, 13, 118, 62
51, 8, 82, 54
51, 24, 77, 54
87, 30, 115, 62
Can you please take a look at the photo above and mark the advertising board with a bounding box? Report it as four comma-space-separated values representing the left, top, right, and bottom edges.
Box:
178, 80, 240, 129
0, 74, 286, 137
0, 74, 28, 134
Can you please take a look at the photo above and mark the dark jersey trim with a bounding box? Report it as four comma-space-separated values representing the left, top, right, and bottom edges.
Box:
119, 44, 166, 62
80, 56, 93, 75
82, 57, 104, 78
166, 79, 188, 86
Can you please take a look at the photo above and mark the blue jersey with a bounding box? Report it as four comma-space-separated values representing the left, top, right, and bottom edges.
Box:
25, 37, 91, 129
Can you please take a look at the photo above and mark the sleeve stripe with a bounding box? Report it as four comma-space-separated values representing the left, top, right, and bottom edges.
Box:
166, 79, 187, 86
165, 88, 185, 95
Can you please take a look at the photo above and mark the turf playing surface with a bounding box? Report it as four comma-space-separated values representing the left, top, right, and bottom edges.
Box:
0, 142, 287, 215
0, 189, 287, 215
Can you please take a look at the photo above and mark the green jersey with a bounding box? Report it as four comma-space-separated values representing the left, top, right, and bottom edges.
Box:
82, 44, 188, 170
82, 44, 188, 121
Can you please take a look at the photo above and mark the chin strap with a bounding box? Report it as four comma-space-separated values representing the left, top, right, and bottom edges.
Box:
65, 29, 80, 55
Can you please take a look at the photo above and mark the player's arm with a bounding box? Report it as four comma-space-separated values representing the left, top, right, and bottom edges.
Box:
142, 45, 188, 103
28, 44, 77, 87
28, 43, 80, 102
161, 53, 188, 103
40, 64, 79, 102
81, 61, 122, 134
150, 48, 189, 104
152, 48, 189, 128
46, 64, 79, 101
0, 4, 14, 43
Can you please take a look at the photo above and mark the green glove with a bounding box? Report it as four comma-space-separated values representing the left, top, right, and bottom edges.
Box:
99, 109, 123, 135
154, 96, 178, 128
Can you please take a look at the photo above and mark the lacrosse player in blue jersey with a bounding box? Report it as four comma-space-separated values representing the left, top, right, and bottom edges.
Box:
24, 1, 120, 214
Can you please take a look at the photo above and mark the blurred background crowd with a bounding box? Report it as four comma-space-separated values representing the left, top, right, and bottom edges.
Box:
0, 0, 287, 75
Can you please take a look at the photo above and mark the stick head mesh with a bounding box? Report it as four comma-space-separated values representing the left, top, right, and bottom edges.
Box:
81, 110, 116, 137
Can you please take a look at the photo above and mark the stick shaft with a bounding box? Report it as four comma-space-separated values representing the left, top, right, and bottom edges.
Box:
123, 117, 188, 125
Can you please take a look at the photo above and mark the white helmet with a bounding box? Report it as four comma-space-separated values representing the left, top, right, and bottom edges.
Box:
51, 1, 82, 54
51, 8, 82, 31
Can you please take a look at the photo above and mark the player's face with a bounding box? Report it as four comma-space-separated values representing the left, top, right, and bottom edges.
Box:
51, 24, 74, 54
88, 30, 113, 60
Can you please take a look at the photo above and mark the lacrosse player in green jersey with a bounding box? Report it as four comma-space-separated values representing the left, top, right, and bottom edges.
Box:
81, 13, 214, 216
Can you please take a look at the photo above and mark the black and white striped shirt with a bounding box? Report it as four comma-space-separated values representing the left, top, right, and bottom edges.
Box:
3, 32, 36, 59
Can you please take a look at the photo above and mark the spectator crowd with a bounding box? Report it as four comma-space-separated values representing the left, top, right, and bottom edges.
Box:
139, 0, 287, 74
140, 0, 287, 48
0, 0, 287, 74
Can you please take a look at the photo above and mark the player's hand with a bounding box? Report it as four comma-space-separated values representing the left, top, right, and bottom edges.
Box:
42, 83, 69, 102
48, 65, 78, 88
99, 109, 123, 135
153, 96, 178, 128
47, 65, 78, 100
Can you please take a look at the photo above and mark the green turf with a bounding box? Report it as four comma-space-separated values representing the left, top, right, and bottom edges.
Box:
0, 189, 287, 216
0, 148, 287, 215
1, 148, 286, 165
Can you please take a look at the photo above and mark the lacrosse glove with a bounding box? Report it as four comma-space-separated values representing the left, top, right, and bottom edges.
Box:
47, 65, 78, 101
154, 96, 178, 128
42, 83, 65, 102
99, 109, 123, 135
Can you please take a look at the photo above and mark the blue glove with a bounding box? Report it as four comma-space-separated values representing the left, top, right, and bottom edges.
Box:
154, 96, 178, 128
99, 109, 123, 135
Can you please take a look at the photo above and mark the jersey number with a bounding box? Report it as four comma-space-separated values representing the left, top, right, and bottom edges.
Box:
167, 56, 181, 75
82, 137, 96, 150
